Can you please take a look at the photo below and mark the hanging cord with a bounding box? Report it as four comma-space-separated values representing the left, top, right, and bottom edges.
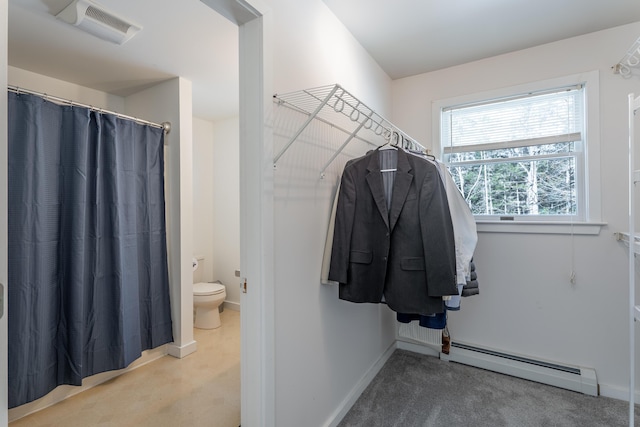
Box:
8, 86, 171, 134
565, 98, 577, 285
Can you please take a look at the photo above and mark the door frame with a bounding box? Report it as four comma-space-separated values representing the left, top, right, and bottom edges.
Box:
1, 0, 8, 424
199, 1, 274, 425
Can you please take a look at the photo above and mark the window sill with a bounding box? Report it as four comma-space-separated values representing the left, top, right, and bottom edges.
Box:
476, 220, 606, 235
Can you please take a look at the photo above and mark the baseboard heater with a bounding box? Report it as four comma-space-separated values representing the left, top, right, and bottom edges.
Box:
440, 341, 598, 397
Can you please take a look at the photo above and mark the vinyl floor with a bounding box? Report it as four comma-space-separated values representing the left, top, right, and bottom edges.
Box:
9, 310, 241, 427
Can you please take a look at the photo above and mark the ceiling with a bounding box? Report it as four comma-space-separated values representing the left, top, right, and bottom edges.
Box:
322, 0, 640, 80
8, 0, 239, 121
8, 1, 640, 121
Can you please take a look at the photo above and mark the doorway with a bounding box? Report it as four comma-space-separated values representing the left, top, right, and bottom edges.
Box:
1, 1, 273, 425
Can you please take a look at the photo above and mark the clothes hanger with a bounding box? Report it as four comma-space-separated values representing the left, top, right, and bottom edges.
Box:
379, 131, 399, 173
378, 130, 398, 150
404, 136, 436, 160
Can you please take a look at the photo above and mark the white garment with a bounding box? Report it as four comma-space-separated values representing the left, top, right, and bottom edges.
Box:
321, 179, 341, 285
434, 161, 477, 284
433, 161, 477, 309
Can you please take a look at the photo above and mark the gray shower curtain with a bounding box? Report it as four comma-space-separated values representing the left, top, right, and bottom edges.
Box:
8, 92, 174, 408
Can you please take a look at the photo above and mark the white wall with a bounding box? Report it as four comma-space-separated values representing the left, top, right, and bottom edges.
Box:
271, 0, 391, 116
391, 21, 640, 400
211, 116, 241, 308
192, 116, 241, 310
8, 66, 124, 111
268, 1, 397, 425
192, 117, 216, 283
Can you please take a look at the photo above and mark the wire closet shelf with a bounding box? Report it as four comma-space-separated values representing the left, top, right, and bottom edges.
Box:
613, 36, 640, 78
272, 84, 427, 178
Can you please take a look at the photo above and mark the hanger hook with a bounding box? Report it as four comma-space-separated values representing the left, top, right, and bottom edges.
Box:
350, 107, 360, 122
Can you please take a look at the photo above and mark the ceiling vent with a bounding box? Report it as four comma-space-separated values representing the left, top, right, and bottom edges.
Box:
56, 0, 142, 45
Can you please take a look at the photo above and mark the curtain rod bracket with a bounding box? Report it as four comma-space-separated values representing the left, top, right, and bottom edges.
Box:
162, 121, 171, 135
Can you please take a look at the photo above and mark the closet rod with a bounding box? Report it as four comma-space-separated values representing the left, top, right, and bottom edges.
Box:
7, 85, 171, 134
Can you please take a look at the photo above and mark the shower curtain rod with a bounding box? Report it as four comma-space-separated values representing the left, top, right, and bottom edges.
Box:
7, 85, 171, 134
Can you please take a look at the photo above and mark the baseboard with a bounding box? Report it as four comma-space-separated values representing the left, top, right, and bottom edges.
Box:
599, 384, 628, 401
440, 341, 598, 397
167, 339, 198, 359
9, 344, 168, 422
223, 300, 240, 311
599, 383, 640, 403
323, 341, 397, 427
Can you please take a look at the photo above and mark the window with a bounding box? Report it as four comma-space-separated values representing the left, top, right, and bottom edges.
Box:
434, 72, 602, 232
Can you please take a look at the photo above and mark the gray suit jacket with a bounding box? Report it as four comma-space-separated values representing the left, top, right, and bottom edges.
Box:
328, 148, 457, 315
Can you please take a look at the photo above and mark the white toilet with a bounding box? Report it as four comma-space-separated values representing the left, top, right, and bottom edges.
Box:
193, 256, 227, 329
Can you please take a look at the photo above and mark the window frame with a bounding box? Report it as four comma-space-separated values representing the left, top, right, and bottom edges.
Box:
432, 71, 604, 235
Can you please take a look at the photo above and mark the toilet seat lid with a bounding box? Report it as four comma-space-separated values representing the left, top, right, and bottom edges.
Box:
193, 282, 225, 296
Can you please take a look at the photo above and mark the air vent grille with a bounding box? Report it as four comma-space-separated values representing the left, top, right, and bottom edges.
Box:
56, 0, 142, 44
85, 5, 130, 34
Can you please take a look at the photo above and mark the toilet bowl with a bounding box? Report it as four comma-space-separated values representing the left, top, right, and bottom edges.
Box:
193, 281, 226, 329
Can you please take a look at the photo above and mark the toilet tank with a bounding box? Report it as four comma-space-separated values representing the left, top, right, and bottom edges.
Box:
193, 255, 205, 283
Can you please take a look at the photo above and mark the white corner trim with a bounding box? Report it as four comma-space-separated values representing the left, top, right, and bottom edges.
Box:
167, 340, 198, 359
580, 367, 598, 396
323, 342, 397, 427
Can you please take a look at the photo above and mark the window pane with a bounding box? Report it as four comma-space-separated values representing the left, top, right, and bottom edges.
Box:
448, 157, 576, 216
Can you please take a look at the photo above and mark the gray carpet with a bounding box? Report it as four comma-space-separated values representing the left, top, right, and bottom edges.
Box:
339, 349, 640, 427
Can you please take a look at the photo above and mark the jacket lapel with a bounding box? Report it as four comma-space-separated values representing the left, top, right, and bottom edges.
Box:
388, 149, 413, 232
365, 152, 390, 229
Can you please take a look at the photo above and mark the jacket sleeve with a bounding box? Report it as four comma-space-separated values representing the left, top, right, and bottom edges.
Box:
328, 166, 357, 284
419, 165, 458, 297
